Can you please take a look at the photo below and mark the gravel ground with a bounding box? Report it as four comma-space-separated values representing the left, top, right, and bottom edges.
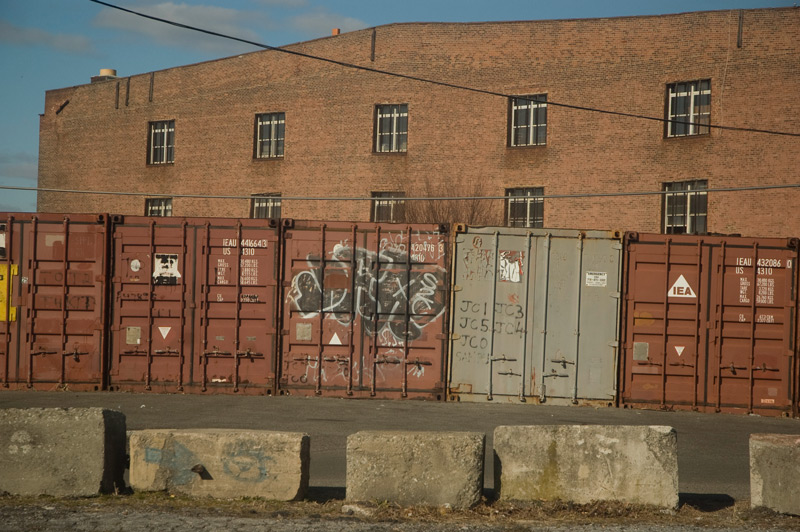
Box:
2, 494, 799, 532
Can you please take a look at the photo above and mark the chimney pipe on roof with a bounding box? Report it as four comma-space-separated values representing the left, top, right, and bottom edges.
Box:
91, 68, 118, 83
332, 28, 340, 36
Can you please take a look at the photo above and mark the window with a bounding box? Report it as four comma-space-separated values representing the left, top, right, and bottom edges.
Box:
510, 95, 547, 146
148, 120, 175, 164
255, 113, 285, 158
506, 187, 544, 228
251, 193, 281, 219
375, 104, 408, 153
667, 80, 710, 137
663, 180, 707, 234
145, 198, 172, 217
371, 192, 405, 223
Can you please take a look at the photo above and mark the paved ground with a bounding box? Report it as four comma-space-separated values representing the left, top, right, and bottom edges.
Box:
1, 390, 799, 500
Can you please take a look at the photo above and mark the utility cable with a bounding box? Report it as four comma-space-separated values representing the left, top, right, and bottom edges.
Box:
5, 183, 799, 201
87, 0, 800, 138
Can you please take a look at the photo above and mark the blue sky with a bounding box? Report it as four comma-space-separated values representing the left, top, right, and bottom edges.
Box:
0, 0, 794, 212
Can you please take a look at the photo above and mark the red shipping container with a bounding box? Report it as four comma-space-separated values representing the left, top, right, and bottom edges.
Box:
108, 216, 280, 394
0, 213, 110, 391
620, 232, 798, 417
279, 220, 449, 399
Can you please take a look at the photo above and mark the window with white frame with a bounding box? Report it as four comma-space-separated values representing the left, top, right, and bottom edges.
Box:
371, 192, 405, 223
510, 95, 547, 146
666, 80, 710, 137
506, 187, 544, 228
375, 104, 408, 153
148, 120, 175, 164
255, 113, 285, 158
663, 180, 707, 234
251, 193, 281, 219
145, 197, 173, 217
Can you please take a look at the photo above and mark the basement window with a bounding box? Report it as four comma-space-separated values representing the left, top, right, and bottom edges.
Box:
371, 192, 405, 223
506, 187, 544, 228
145, 198, 173, 217
662, 180, 707, 234
251, 193, 282, 219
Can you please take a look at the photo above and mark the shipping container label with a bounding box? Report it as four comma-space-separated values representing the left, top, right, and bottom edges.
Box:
498, 251, 524, 283
668, 275, 696, 298
0, 263, 18, 322
153, 254, 181, 285
585, 271, 607, 287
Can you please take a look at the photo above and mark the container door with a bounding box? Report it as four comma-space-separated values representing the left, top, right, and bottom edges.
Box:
450, 230, 531, 402
708, 244, 796, 415
15, 216, 108, 391
0, 219, 19, 387
110, 220, 192, 391
621, 238, 709, 409
196, 222, 278, 394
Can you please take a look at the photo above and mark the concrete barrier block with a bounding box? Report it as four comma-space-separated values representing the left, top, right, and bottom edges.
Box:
750, 433, 800, 516
129, 429, 309, 500
346, 431, 484, 508
494, 425, 678, 509
0, 408, 126, 497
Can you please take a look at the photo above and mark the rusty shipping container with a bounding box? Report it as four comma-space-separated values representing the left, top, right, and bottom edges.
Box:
108, 216, 280, 394
0, 213, 110, 391
620, 232, 798, 417
448, 226, 623, 404
279, 220, 449, 399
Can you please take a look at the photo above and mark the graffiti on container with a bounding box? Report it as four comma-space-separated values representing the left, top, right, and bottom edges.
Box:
461, 248, 493, 281
153, 254, 181, 286
285, 242, 446, 344
453, 299, 525, 362
37, 294, 95, 310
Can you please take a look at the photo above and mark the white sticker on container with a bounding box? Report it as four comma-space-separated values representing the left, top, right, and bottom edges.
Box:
130, 259, 141, 272
585, 271, 607, 287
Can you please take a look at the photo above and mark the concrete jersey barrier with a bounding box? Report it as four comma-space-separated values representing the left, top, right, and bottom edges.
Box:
129, 429, 309, 500
0, 407, 126, 497
347, 431, 485, 508
750, 433, 800, 516
493, 425, 679, 509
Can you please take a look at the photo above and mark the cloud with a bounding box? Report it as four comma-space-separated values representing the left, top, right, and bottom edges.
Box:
255, 0, 307, 7
93, 2, 267, 54
0, 19, 93, 54
0, 153, 38, 182
289, 9, 367, 38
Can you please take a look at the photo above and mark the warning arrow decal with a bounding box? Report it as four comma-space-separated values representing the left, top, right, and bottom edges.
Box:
668, 275, 696, 298
675, 346, 685, 357
329, 332, 342, 345
158, 326, 171, 339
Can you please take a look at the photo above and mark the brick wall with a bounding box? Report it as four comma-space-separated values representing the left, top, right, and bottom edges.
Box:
37, 8, 800, 237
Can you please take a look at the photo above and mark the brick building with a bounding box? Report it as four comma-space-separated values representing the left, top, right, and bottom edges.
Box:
38, 8, 800, 236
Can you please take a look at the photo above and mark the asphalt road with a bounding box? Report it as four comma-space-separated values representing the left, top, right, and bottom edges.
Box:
1, 390, 799, 501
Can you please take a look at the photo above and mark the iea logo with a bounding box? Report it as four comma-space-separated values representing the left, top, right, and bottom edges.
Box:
669, 275, 696, 298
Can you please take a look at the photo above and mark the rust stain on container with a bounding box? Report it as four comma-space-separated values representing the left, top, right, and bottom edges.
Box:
0, 213, 110, 391
279, 220, 449, 400
619, 232, 798, 417
107, 216, 279, 395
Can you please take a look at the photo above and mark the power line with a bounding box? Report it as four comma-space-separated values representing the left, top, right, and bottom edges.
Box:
88, 0, 800, 138
7, 183, 800, 201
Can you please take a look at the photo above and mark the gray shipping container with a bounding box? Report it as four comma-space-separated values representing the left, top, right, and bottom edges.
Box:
448, 226, 622, 404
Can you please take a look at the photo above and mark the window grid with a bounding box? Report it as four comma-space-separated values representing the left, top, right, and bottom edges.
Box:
148, 120, 175, 164
255, 113, 285, 158
511, 95, 547, 147
371, 192, 405, 223
145, 198, 173, 217
375, 104, 408, 153
667, 80, 711, 137
663, 180, 708, 234
506, 187, 544, 228
251, 194, 282, 219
